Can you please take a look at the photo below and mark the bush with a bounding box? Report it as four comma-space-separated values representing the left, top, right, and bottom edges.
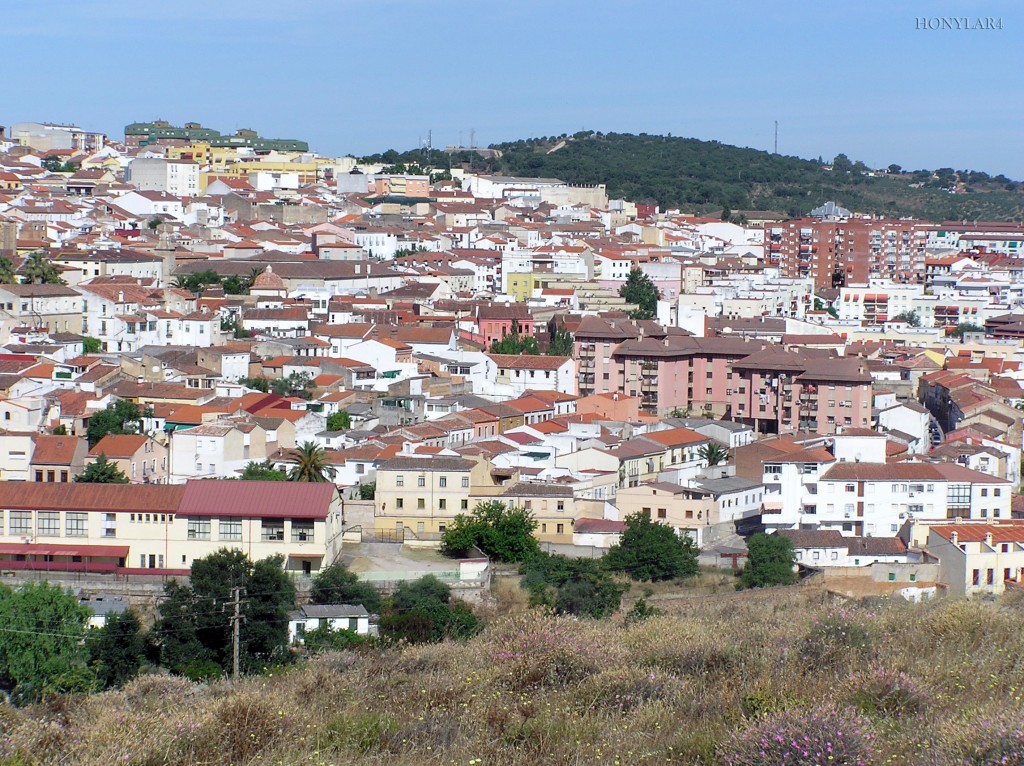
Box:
520, 552, 625, 618
800, 607, 874, 667
719, 705, 875, 765
845, 666, 929, 718
440, 501, 540, 563
605, 512, 699, 581
957, 712, 1024, 765
739, 533, 797, 588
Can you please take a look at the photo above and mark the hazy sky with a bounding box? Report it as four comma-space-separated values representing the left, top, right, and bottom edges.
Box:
5, 0, 1022, 176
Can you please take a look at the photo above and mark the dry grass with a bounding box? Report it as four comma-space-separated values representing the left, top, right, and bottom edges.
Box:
3, 591, 1024, 765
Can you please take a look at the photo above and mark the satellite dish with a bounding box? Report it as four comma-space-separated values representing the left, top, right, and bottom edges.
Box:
151, 365, 160, 373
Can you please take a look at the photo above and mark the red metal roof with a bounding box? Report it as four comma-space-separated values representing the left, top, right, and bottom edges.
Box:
178, 480, 337, 519
0, 543, 129, 558
0, 483, 183, 512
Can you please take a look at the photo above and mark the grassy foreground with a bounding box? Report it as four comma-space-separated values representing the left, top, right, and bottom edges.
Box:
3, 589, 1024, 766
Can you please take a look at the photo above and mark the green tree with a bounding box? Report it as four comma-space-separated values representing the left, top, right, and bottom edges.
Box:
358, 481, 376, 500
327, 410, 351, 431
832, 153, 854, 173
82, 336, 103, 353
698, 442, 729, 467
0, 256, 17, 285
310, 562, 381, 613
0, 582, 94, 703
153, 550, 296, 676
301, 625, 370, 653
51, 424, 67, 435
239, 459, 287, 481
892, 310, 921, 327
490, 319, 540, 355
520, 552, 624, 619
272, 371, 315, 400
89, 609, 145, 689
739, 533, 797, 589
547, 326, 574, 356
288, 441, 337, 483
381, 575, 480, 643
75, 454, 130, 484
619, 268, 661, 320
951, 322, 985, 338
152, 580, 214, 678
441, 500, 540, 563
239, 376, 271, 393
86, 399, 146, 447
21, 251, 67, 285
605, 512, 699, 582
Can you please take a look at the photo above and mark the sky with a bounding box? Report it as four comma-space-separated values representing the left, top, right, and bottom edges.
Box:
4, 0, 1023, 177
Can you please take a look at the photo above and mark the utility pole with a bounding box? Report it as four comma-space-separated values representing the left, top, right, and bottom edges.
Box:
774, 120, 778, 154
229, 586, 244, 682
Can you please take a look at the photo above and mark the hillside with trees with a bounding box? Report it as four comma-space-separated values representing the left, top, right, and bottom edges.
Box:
363, 132, 1024, 221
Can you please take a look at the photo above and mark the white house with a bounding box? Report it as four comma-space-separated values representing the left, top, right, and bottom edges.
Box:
287, 604, 371, 644
126, 158, 200, 198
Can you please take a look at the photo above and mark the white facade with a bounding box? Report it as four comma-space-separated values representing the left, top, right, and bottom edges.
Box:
127, 158, 199, 198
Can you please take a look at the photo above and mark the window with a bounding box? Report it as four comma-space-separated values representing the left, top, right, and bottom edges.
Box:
66, 513, 87, 537
461, 476, 470, 488
439, 499, 447, 510
292, 520, 314, 542
845, 483, 856, 492
103, 513, 116, 537
396, 475, 404, 487
556, 523, 564, 535
8, 511, 29, 535
37, 512, 60, 537
219, 519, 242, 540
261, 519, 285, 541
657, 508, 667, 519
417, 476, 426, 488
396, 498, 404, 509
417, 498, 425, 509
439, 476, 447, 488
188, 518, 211, 540
995, 488, 1002, 497
416, 522, 425, 534
972, 569, 980, 586
981, 488, 988, 497
460, 499, 468, 510
987, 569, 995, 585
34, 470, 43, 482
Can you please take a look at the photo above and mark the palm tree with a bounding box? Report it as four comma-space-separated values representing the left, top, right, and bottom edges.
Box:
21, 251, 66, 285
0, 256, 16, 285
288, 441, 337, 483
698, 442, 729, 467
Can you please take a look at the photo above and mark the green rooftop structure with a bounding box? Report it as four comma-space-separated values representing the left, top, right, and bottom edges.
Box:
124, 121, 309, 152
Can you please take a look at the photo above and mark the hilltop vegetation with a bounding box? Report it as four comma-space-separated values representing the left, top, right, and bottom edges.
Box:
6, 591, 1024, 765
363, 132, 1024, 221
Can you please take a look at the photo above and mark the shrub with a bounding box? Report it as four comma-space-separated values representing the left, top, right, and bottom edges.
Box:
719, 704, 875, 765
487, 614, 614, 691
845, 666, 929, 718
958, 712, 1024, 765
800, 607, 874, 667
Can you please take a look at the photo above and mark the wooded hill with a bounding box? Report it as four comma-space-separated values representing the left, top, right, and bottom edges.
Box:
362, 132, 1024, 222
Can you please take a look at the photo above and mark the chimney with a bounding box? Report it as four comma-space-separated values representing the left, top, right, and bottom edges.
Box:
950, 530, 959, 546
985, 532, 994, 547
117, 291, 124, 302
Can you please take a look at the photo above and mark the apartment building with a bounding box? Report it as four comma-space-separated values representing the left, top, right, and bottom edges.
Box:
0, 481, 342, 576
928, 522, 1024, 596
373, 455, 514, 537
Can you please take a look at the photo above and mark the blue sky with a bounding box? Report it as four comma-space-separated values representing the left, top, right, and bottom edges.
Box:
4, 0, 1022, 177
